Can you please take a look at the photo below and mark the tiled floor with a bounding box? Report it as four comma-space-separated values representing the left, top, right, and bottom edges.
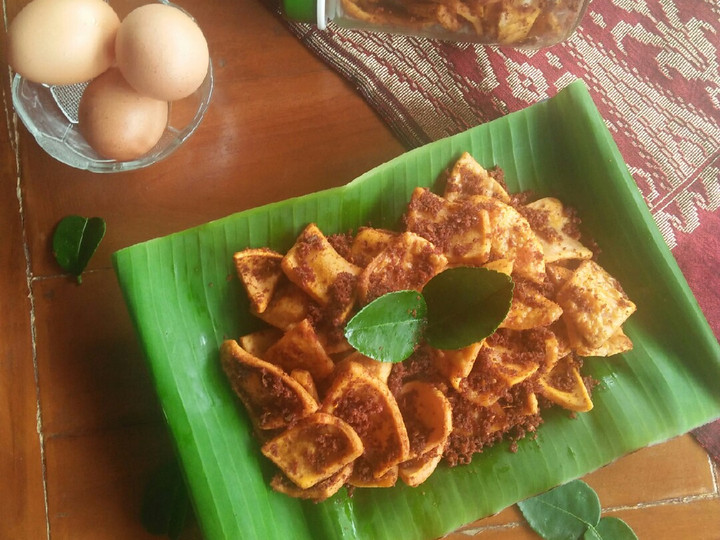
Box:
2, 0, 718, 539
447, 435, 719, 538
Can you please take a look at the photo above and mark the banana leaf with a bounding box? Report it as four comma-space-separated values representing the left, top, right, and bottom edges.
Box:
113, 80, 720, 540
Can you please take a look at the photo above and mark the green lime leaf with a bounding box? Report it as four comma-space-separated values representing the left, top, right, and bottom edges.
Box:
423, 266, 513, 350
584, 517, 638, 540
517, 479, 601, 540
141, 459, 192, 539
344, 290, 427, 363
52, 215, 106, 284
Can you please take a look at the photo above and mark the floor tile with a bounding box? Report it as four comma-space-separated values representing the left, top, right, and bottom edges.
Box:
33, 270, 164, 436
44, 421, 174, 540
447, 434, 716, 536
607, 498, 720, 539
0, 72, 47, 539
584, 434, 716, 506
446, 497, 720, 539
445, 522, 537, 540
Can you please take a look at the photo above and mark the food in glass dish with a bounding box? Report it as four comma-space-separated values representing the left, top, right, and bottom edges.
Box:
220, 152, 635, 501
337, 0, 588, 46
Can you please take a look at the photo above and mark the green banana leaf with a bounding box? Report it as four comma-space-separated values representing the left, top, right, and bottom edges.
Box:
113, 80, 720, 540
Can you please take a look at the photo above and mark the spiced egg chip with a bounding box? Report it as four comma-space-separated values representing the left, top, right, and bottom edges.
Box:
397, 381, 453, 458
233, 248, 284, 314
337, 352, 393, 384
483, 335, 541, 388
471, 195, 547, 284
405, 187, 491, 266
270, 463, 354, 502
430, 342, 483, 391
356, 231, 447, 305
238, 327, 282, 358
557, 259, 637, 350
500, 279, 563, 331
399, 444, 445, 488
573, 327, 634, 358
443, 152, 511, 204
289, 369, 319, 403
220, 340, 318, 430
349, 461, 398, 488
350, 227, 397, 267
253, 278, 314, 330
321, 361, 410, 479
523, 197, 593, 264
281, 223, 361, 308
261, 412, 363, 490
537, 355, 593, 412
263, 318, 335, 383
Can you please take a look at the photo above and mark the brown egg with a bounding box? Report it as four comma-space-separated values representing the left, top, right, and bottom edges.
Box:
7, 0, 120, 85
115, 3, 210, 102
78, 68, 169, 161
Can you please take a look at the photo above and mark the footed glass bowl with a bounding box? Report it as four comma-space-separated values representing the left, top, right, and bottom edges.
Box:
11, 61, 213, 173
10, 0, 213, 173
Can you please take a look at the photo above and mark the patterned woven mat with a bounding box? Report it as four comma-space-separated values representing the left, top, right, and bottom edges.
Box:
278, 0, 720, 460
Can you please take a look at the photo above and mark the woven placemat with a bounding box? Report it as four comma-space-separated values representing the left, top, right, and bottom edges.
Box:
277, 0, 720, 461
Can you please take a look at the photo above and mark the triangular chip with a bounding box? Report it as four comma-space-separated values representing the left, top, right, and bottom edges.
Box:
261, 412, 363, 489
338, 352, 393, 384
254, 277, 314, 330
263, 318, 335, 383
430, 342, 482, 390
443, 152, 511, 204
233, 248, 284, 314
459, 328, 553, 406
483, 258, 514, 275
483, 335, 540, 387
404, 1, 462, 32
523, 197, 593, 263
270, 463, 353, 502
500, 279, 562, 330
282, 223, 361, 307
573, 326, 633, 357
556, 260, 636, 349
357, 231, 447, 305
349, 461, 398, 488
397, 381, 453, 458
399, 444, 444, 487
537, 355, 593, 412
404, 187, 491, 266
350, 227, 397, 267
238, 327, 282, 358
540, 329, 561, 374
546, 262, 575, 287
220, 340, 318, 430
290, 369, 319, 403
467, 195, 546, 283
321, 361, 410, 479
457, 351, 509, 408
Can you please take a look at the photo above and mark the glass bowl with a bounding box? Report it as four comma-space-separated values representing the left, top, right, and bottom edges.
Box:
10, 2, 213, 173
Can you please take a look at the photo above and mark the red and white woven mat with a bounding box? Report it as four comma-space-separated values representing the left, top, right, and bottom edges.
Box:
278, 0, 720, 460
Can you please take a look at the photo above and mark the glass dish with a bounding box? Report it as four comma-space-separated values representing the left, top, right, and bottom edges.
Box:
112, 81, 720, 540
10, 1, 213, 173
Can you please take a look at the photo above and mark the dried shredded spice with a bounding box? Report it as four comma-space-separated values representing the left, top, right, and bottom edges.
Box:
328, 231, 354, 261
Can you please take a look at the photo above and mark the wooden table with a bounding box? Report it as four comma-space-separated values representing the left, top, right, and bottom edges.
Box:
1, 0, 718, 538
